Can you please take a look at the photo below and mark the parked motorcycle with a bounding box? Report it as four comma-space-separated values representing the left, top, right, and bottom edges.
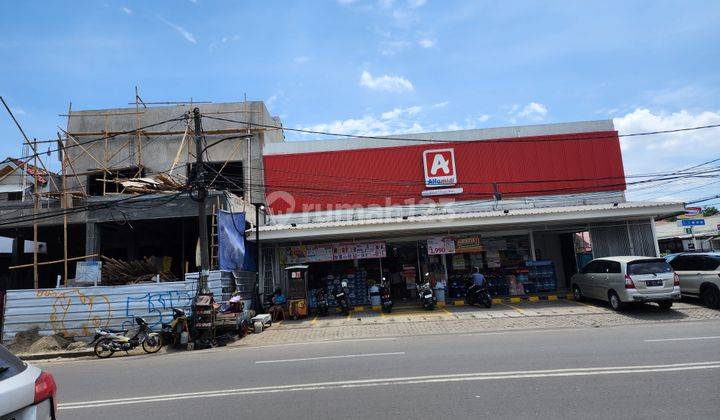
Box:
315, 288, 329, 316
334, 281, 350, 316
465, 279, 493, 308
418, 281, 436, 310
161, 308, 190, 348
91, 316, 163, 358
379, 279, 393, 313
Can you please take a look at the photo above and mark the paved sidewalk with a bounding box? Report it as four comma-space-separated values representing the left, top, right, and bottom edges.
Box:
22, 299, 719, 361
235, 299, 720, 347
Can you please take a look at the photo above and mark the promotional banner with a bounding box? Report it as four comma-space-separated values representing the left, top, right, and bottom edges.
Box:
217, 210, 246, 271
427, 236, 456, 255
455, 236, 484, 253
282, 241, 386, 264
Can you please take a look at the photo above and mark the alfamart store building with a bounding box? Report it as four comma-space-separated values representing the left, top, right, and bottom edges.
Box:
251, 120, 684, 305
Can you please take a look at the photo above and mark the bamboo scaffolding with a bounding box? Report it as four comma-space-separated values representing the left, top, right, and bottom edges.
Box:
9, 254, 99, 270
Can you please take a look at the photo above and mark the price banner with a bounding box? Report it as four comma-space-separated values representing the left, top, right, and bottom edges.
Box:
427, 236, 456, 255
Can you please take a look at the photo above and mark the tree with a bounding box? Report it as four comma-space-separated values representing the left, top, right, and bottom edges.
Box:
703, 206, 719, 217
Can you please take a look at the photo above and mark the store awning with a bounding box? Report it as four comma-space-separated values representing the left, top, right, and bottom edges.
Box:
250, 201, 685, 243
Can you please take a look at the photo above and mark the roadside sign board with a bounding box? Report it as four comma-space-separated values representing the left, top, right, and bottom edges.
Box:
680, 219, 706, 226
679, 207, 703, 219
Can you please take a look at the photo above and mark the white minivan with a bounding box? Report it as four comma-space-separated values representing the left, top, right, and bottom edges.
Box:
571, 256, 681, 311
667, 253, 720, 308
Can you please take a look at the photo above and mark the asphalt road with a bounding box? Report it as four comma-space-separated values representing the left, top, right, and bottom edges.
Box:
39, 320, 720, 420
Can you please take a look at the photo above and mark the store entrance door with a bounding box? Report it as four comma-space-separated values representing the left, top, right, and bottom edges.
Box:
384, 242, 421, 301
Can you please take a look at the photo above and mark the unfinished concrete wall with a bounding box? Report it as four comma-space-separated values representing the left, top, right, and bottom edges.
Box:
65, 101, 283, 206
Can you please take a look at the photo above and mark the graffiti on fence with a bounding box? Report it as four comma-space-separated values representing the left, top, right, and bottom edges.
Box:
46, 289, 112, 337
123, 290, 193, 329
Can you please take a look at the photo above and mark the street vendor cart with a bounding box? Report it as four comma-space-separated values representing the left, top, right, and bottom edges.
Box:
285, 265, 309, 319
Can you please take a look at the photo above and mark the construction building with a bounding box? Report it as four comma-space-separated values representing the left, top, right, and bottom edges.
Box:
0, 101, 283, 289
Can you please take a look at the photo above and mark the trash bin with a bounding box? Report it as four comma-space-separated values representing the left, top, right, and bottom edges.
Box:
369, 284, 380, 307
434, 281, 446, 302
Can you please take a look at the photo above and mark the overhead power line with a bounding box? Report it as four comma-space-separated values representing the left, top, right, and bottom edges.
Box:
203, 114, 720, 144
687, 194, 720, 205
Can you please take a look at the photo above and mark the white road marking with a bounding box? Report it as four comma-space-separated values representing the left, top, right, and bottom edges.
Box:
248, 337, 398, 349
645, 336, 720, 342
58, 360, 720, 410
33, 337, 400, 366
255, 352, 405, 364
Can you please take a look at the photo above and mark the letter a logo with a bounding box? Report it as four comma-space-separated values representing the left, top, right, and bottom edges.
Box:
423, 148, 457, 188
430, 154, 451, 175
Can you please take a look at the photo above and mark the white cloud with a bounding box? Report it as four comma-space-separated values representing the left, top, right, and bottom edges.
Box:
360, 70, 414, 93
160, 18, 197, 44
381, 105, 422, 120
293, 103, 439, 138
643, 85, 717, 108
407, 0, 426, 9
266, 91, 284, 109
517, 102, 547, 120
432, 101, 449, 108
418, 38, 436, 48
294, 56, 310, 64
614, 108, 720, 202
477, 114, 490, 122
379, 40, 411, 56
10, 108, 26, 115
209, 34, 240, 50
378, 0, 396, 8
338, 0, 359, 4
297, 115, 425, 138
121, 7, 132, 15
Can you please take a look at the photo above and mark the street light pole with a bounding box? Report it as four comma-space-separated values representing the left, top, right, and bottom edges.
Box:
193, 108, 210, 292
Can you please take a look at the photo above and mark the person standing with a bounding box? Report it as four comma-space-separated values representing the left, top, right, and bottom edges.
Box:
471, 267, 486, 287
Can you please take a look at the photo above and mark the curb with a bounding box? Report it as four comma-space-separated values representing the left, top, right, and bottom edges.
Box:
18, 349, 94, 361
365, 294, 574, 311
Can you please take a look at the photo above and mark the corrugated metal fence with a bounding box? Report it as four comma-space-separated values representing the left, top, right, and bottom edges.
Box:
589, 221, 656, 258
1, 276, 228, 343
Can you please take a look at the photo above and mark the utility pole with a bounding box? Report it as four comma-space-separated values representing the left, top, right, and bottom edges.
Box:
32, 138, 39, 288
193, 108, 210, 292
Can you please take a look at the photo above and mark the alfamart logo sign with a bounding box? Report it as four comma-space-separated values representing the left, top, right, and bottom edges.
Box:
423, 148, 459, 193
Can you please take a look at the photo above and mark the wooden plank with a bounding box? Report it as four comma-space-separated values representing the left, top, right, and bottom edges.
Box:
9, 254, 99, 270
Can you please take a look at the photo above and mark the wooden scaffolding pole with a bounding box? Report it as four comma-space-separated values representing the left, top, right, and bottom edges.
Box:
9, 254, 99, 270
62, 102, 72, 284
135, 86, 142, 172
103, 114, 109, 196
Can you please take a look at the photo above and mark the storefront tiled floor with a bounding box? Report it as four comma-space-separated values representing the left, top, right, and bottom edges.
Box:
232, 299, 720, 347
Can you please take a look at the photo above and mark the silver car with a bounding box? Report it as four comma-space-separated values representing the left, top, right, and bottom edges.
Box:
667, 252, 720, 308
571, 256, 681, 311
0, 344, 57, 419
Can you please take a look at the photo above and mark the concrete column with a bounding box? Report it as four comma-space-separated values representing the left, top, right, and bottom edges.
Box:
625, 221, 635, 255
10, 234, 25, 287
85, 222, 101, 260
650, 217, 661, 257
529, 231, 536, 261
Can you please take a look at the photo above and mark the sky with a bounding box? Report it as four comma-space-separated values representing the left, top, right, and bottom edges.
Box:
1, 0, 719, 205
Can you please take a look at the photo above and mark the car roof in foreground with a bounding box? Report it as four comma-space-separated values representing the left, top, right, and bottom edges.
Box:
595, 256, 667, 263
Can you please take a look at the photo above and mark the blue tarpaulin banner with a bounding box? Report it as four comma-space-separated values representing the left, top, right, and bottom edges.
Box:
217, 210, 246, 271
